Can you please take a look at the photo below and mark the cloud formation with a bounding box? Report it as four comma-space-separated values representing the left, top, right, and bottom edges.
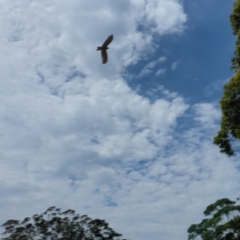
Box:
138, 57, 166, 78
0, 1, 238, 240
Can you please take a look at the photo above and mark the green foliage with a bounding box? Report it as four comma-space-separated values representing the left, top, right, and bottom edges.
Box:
230, 0, 240, 35
213, 128, 235, 157
231, 33, 240, 71
230, 0, 240, 71
187, 197, 240, 240
219, 73, 240, 139
1, 206, 128, 240
213, 70, 240, 156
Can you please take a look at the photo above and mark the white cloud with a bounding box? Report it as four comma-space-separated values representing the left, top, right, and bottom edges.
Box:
155, 68, 166, 76
193, 103, 221, 128
171, 61, 180, 70
141, 0, 187, 34
138, 56, 166, 78
0, 1, 238, 240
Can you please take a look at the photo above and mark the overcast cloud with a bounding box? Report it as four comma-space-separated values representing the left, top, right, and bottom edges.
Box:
0, 0, 238, 240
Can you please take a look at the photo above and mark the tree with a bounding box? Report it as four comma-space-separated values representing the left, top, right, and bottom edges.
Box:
230, 0, 240, 35
1, 206, 128, 240
213, 70, 240, 157
214, 0, 240, 156
187, 197, 240, 240
230, 0, 240, 71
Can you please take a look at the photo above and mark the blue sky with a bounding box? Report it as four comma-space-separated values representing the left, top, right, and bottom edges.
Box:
128, 0, 235, 103
0, 0, 239, 240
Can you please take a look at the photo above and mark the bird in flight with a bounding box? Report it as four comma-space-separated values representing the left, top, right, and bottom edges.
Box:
97, 35, 114, 64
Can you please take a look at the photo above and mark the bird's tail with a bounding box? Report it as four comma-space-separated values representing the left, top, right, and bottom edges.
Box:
97, 46, 102, 51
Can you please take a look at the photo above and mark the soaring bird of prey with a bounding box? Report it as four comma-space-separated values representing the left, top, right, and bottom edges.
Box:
97, 35, 114, 64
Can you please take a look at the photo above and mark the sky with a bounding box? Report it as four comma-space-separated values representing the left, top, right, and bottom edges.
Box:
0, 0, 239, 240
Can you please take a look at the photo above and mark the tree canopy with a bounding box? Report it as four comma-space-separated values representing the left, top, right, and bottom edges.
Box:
214, 0, 240, 156
1, 206, 128, 240
188, 197, 240, 240
213, 70, 240, 156
230, 0, 240, 71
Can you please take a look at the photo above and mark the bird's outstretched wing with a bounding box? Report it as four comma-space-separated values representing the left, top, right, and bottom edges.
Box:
102, 35, 114, 48
101, 49, 108, 64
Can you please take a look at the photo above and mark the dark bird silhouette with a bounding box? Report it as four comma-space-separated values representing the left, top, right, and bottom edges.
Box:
97, 35, 114, 64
